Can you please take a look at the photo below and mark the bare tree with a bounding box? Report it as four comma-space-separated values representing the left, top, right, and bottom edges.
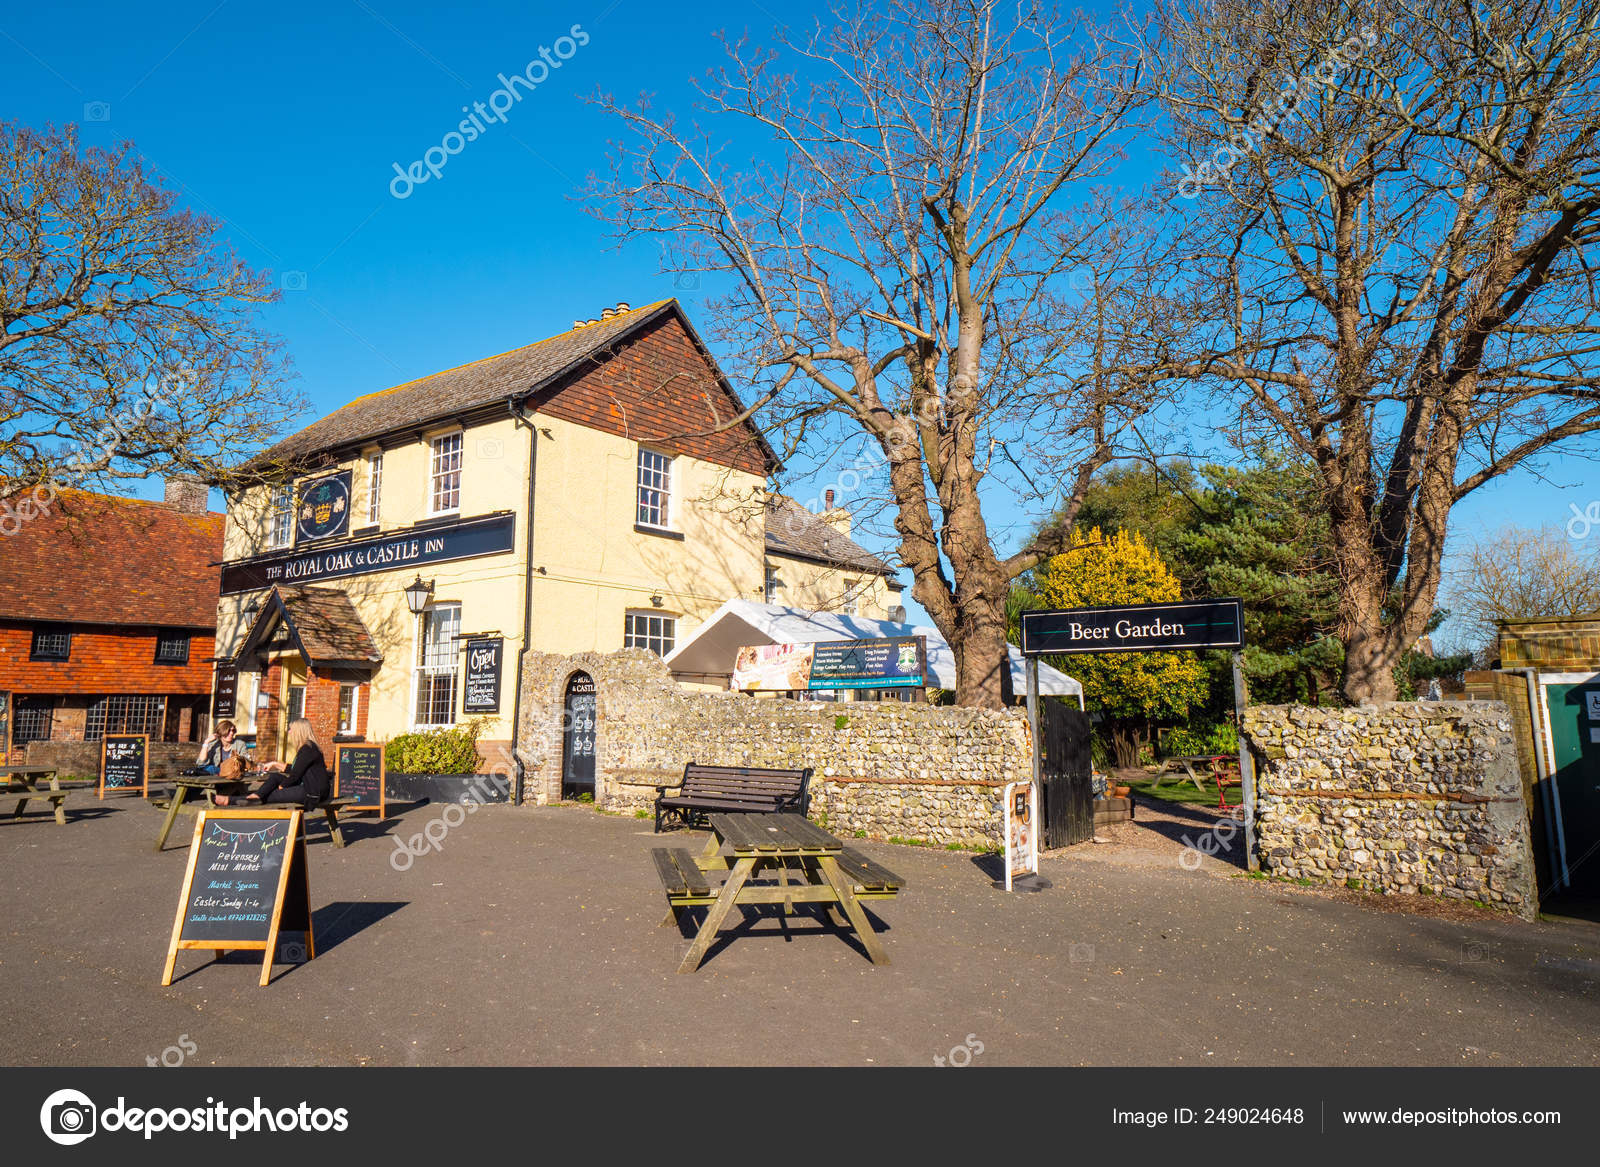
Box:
1447, 524, 1600, 652
591, 0, 1172, 707
1, 121, 300, 498
1155, 0, 1600, 701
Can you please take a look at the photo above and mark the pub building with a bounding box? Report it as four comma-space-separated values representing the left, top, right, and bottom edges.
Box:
0, 480, 224, 772
215, 299, 904, 797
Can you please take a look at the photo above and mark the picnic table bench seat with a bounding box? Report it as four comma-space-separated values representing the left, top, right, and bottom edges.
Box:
835, 846, 905, 898
654, 763, 812, 832
651, 847, 720, 907
7, 784, 71, 824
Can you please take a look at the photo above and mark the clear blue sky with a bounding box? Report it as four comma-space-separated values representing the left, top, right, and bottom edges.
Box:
3, 0, 1594, 646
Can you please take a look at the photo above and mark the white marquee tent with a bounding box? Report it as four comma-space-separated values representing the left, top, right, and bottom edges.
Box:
664, 599, 1083, 701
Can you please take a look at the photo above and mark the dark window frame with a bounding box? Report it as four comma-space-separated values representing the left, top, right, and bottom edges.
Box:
29, 625, 72, 662
12, 697, 55, 744
153, 630, 191, 666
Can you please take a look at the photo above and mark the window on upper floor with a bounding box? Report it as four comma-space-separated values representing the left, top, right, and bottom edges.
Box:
636, 448, 672, 529
430, 433, 463, 515
269, 485, 294, 549
29, 625, 71, 661
154, 631, 191, 665
764, 564, 780, 604
367, 452, 383, 524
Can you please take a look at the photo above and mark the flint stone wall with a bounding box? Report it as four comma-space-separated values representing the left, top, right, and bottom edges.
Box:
515, 650, 1032, 847
1243, 701, 1536, 918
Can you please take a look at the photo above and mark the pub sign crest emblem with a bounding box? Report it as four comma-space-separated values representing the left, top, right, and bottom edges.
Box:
296, 470, 352, 543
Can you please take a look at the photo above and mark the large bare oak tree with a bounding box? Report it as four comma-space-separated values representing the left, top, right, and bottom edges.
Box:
592, 0, 1173, 707
1, 121, 300, 499
1157, 0, 1600, 701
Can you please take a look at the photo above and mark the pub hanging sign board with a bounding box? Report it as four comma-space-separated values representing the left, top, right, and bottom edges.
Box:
296, 470, 352, 543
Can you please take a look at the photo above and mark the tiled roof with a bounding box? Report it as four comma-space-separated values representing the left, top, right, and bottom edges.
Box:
239, 586, 381, 668
245, 299, 775, 472
0, 490, 223, 628
765, 496, 898, 577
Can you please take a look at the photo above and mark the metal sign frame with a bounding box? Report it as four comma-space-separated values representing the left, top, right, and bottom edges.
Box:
1018, 599, 1257, 872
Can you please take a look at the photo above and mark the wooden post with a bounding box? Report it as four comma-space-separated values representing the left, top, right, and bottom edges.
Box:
1025, 657, 1041, 791
1232, 650, 1256, 872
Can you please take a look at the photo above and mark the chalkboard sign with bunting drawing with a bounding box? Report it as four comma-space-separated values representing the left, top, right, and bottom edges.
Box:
99, 734, 148, 799
335, 744, 386, 816
161, 809, 314, 988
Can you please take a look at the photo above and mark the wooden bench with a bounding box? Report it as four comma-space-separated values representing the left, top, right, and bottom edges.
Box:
653, 764, 812, 832
651, 847, 719, 912
834, 846, 905, 899
7, 783, 71, 825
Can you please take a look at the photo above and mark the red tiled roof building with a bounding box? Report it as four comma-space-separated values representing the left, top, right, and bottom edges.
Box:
0, 479, 224, 764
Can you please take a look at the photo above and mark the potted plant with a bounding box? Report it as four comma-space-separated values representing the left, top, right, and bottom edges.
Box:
383, 720, 509, 805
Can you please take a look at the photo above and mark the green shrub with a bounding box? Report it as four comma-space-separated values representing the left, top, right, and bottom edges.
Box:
834, 714, 850, 730
1161, 721, 1239, 759
385, 720, 486, 775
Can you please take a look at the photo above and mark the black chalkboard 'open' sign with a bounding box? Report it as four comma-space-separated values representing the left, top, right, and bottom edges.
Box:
161, 809, 315, 988
336, 744, 386, 816
463, 636, 503, 714
100, 734, 148, 798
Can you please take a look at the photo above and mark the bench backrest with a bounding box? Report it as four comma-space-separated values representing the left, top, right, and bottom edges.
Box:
680, 764, 811, 804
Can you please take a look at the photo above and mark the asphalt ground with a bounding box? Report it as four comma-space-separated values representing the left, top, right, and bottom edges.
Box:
3, 790, 1598, 1067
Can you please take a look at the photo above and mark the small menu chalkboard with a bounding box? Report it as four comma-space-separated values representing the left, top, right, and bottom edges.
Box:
463, 636, 503, 714
100, 734, 148, 798
335, 744, 385, 816
161, 809, 314, 988
213, 665, 238, 719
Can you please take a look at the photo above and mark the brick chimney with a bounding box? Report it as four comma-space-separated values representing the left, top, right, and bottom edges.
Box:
821, 488, 851, 536
164, 475, 210, 515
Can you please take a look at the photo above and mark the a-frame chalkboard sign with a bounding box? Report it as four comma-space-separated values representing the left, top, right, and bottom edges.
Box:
161, 808, 315, 988
335, 744, 386, 817
99, 733, 148, 798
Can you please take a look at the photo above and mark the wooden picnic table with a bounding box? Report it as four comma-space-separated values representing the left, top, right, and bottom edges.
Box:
1, 764, 73, 826
656, 812, 903, 974
153, 772, 360, 852
153, 775, 253, 851
1151, 754, 1230, 796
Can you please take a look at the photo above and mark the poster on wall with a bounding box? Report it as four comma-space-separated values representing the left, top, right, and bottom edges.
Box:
731, 636, 928, 691
0, 691, 9, 761
463, 637, 504, 714
808, 636, 926, 690
732, 642, 817, 691
296, 470, 353, 543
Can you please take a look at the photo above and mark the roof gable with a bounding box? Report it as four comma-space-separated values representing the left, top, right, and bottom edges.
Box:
234, 586, 381, 669
246, 300, 777, 477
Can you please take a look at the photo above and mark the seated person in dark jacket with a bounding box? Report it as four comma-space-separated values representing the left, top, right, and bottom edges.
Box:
215, 718, 330, 807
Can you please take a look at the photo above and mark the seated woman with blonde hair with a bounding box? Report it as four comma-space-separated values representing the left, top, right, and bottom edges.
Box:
215, 718, 330, 807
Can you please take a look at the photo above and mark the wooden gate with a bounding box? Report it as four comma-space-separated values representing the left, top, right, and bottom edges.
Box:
1038, 699, 1094, 849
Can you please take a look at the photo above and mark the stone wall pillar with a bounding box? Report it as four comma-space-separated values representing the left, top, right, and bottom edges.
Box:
1242, 701, 1537, 919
